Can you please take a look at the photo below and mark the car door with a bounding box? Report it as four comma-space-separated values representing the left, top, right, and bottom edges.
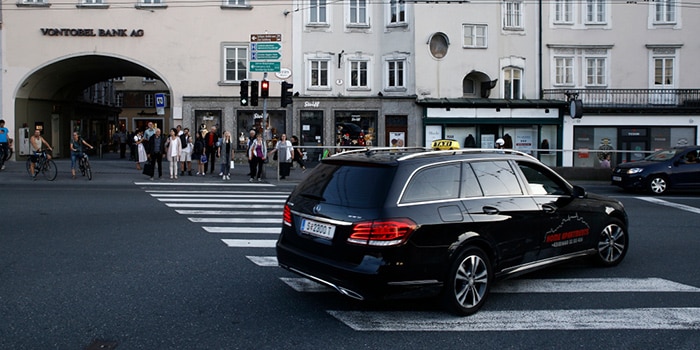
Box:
459, 160, 542, 270
515, 161, 595, 259
669, 149, 700, 188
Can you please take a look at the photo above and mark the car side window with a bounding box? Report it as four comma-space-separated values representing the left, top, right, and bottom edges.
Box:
402, 163, 461, 203
517, 161, 568, 195
683, 150, 699, 164
470, 161, 522, 196
461, 163, 483, 198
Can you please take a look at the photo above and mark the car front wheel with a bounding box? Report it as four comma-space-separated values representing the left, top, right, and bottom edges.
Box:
443, 247, 491, 316
594, 219, 628, 267
648, 176, 668, 195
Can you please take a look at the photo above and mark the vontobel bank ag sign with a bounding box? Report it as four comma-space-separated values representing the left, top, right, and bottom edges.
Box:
40, 28, 145, 37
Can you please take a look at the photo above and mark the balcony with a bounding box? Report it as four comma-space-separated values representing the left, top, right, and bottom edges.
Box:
542, 89, 700, 114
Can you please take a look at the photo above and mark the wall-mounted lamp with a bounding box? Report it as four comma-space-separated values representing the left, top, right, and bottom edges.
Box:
337, 50, 345, 69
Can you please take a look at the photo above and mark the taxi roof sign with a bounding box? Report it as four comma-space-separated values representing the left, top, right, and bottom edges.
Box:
431, 139, 461, 150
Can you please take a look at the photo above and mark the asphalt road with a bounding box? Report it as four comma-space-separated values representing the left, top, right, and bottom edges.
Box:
0, 158, 699, 349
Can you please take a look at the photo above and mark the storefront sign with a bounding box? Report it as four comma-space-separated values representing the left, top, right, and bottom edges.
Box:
40, 28, 145, 37
304, 101, 320, 108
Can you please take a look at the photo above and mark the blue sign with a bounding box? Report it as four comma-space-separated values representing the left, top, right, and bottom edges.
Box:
155, 93, 166, 115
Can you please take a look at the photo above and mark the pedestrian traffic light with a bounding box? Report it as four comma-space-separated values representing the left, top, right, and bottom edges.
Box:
261, 80, 269, 98
239, 80, 248, 106
281, 81, 293, 108
250, 80, 259, 106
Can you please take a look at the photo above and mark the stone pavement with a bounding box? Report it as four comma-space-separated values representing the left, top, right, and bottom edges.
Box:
0, 151, 312, 187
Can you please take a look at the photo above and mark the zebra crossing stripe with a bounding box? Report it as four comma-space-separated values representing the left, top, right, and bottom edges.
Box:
221, 239, 277, 248
205, 227, 280, 234
246, 256, 279, 267
150, 194, 289, 198
175, 210, 281, 216
189, 217, 281, 224
635, 197, 700, 215
157, 198, 284, 203
166, 203, 284, 209
328, 308, 700, 331
135, 182, 274, 187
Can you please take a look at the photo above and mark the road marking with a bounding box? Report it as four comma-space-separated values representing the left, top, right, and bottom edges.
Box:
281, 277, 333, 293
328, 308, 700, 331
175, 210, 281, 216
247, 256, 279, 267
635, 196, 700, 215
151, 193, 289, 198
147, 190, 289, 195
157, 198, 284, 203
165, 203, 284, 209
205, 227, 280, 234
278, 277, 700, 294
135, 182, 274, 187
191, 217, 281, 224
221, 239, 277, 248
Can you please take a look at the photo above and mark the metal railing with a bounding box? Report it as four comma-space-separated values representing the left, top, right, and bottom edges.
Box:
543, 88, 700, 108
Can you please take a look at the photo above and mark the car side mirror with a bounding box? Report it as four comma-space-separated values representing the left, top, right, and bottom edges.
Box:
572, 185, 587, 198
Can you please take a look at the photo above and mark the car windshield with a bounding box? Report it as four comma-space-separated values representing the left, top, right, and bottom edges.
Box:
294, 163, 396, 209
644, 149, 678, 161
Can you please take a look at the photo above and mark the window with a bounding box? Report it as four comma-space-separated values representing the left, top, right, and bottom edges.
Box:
115, 92, 123, 107
142, 77, 156, 83
224, 45, 248, 82
113, 76, 125, 82
310, 0, 327, 24
463, 24, 487, 48
554, 57, 574, 86
82, 0, 103, 3
349, 0, 367, 25
145, 94, 154, 108
503, 67, 522, 99
586, 57, 606, 86
349, 60, 369, 89
471, 161, 522, 196
554, 0, 573, 23
461, 164, 483, 198
224, 0, 245, 5
310, 59, 330, 88
402, 164, 461, 203
387, 59, 406, 89
517, 162, 568, 195
141, 0, 162, 3
503, 0, 523, 30
654, 0, 676, 24
463, 78, 476, 95
20, 0, 46, 3
429, 32, 449, 59
654, 57, 674, 86
388, 0, 406, 25
585, 0, 606, 24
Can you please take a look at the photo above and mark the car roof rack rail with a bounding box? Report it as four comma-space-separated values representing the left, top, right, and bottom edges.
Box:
397, 148, 539, 161
330, 147, 427, 158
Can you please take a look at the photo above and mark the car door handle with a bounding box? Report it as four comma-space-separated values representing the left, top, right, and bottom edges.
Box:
482, 206, 500, 215
542, 203, 557, 213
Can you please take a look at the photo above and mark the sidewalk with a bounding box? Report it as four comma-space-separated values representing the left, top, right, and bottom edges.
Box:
0, 151, 311, 186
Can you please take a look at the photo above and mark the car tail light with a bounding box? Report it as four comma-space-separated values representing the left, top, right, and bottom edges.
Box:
347, 218, 417, 247
283, 204, 293, 226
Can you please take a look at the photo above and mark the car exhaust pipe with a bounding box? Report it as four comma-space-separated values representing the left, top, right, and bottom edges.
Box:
286, 266, 365, 301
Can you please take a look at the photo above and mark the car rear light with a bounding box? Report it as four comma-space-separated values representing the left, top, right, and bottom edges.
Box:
283, 204, 292, 226
347, 218, 417, 247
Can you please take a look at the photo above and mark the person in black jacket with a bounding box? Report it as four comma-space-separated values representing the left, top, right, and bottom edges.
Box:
146, 128, 167, 180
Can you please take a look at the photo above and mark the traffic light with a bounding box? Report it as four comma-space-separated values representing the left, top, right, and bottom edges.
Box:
250, 80, 259, 106
281, 81, 293, 108
239, 80, 248, 106
261, 80, 269, 98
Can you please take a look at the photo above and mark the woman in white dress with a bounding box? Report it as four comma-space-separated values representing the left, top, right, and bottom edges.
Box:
134, 130, 148, 170
165, 128, 182, 179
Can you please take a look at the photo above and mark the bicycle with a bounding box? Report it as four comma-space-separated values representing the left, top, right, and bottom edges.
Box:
27, 150, 57, 181
0, 139, 11, 170
78, 152, 92, 180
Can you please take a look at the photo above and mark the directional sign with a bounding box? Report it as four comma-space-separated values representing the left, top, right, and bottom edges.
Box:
250, 42, 282, 51
251, 33, 281, 42
251, 51, 282, 60
249, 61, 281, 72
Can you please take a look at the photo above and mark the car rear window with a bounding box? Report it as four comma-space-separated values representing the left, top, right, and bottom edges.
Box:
294, 163, 396, 208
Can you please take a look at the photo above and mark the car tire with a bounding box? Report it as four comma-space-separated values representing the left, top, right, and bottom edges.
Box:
442, 246, 491, 316
647, 175, 668, 195
593, 219, 628, 267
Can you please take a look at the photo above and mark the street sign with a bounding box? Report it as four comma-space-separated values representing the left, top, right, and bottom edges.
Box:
155, 92, 166, 115
251, 51, 282, 60
249, 61, 281, 72
250, 33, 281, 42
251, 42, 281, 51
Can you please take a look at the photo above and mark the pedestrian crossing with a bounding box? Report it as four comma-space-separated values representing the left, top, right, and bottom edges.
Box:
143, 184, 700, 332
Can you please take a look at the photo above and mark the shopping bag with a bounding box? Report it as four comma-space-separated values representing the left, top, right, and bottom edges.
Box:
230, 161, 235, 169
142, 162, 154, 177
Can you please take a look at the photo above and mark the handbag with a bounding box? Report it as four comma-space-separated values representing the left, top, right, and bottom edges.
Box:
230, 160, 235, 169
142, 162, 154, 176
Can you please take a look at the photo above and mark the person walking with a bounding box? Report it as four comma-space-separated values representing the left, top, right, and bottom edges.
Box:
290, 135, 306, 172
218, 131, 235, 180
269, 134, 294, 179
0, 119, 10, 170
69, 131, 94, 179
165, 128, 182, 180
179, 127, 193, 176
248, 134, 266, 182
204, 126, 219, 175
134, 130, 147, 171
146, 128, 166, 180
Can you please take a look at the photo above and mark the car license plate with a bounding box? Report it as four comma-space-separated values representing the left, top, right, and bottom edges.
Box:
300, 218, 335, 240
612, 176, 622, 182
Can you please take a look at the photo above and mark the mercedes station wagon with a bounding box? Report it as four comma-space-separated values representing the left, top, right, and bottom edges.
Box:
276, 148, 629, 315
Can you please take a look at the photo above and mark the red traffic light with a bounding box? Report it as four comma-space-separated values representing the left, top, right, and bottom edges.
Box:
261, 80, 269, 98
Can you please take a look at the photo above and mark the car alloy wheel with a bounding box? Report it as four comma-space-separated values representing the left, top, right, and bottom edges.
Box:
595, 219, 628, 267
648, 176, 667, 195
443, 247, 491, 316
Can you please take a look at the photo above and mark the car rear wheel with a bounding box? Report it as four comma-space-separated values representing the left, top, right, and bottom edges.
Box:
593, 219, 628, 267
443, 247, 491, 316
647, 176, 668, 195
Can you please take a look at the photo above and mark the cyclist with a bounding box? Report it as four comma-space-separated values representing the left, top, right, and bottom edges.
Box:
0, 119, 9, 170
70, 131, 94, 179
29, 129, 53, 176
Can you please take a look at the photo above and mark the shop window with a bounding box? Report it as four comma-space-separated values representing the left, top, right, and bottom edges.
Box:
335, 111, 377, 147
300, 111, 324, 162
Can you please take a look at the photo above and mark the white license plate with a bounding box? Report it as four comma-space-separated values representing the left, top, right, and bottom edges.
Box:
612, 176, 622, 182
300, 218, 335, 240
